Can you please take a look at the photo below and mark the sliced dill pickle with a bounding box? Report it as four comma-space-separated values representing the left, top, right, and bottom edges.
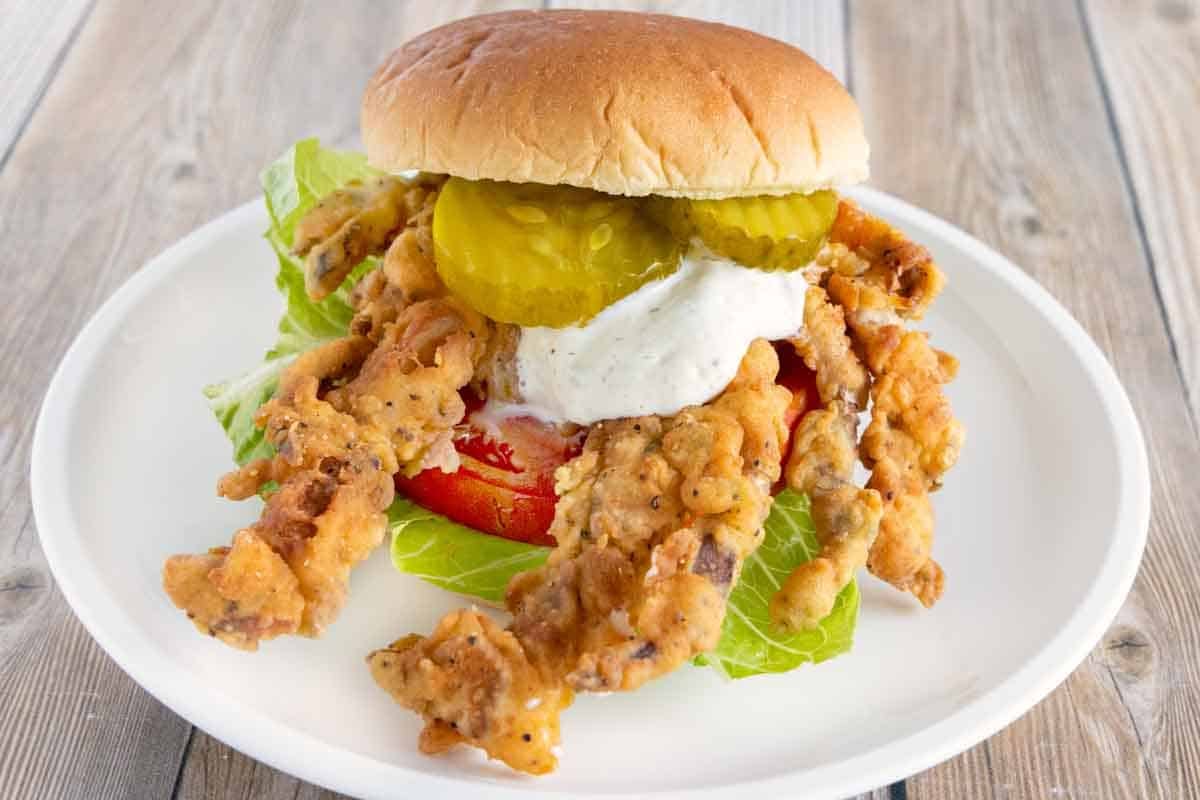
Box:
651, 191, 839, 270
433, 178, 681, 327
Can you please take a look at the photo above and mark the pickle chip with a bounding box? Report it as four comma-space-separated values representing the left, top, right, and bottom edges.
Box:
651, 191, 839, 270
433, 178, 681, 327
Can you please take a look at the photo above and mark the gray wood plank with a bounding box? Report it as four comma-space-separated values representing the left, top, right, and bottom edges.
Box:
1082, 0, 1200, 428
548, 0, 847, 83
175, 732, 350, 800
7, 0, 1196, 798
848, 0, 1200, 797
0, 0, 93, 168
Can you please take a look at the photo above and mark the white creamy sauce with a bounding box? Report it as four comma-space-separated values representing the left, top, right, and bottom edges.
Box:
511, 254, 810, 425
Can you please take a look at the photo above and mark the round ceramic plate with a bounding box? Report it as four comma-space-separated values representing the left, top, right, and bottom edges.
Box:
31, 188, 1150, 799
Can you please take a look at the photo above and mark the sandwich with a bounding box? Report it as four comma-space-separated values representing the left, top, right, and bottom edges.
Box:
162, 10, 964, 774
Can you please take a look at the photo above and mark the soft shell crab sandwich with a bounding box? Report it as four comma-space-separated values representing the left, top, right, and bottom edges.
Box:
163, 10, 965, 775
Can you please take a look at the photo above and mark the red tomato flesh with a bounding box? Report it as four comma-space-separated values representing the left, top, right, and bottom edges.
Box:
397, 346, 821, 546
394, 396, 583, 546
774, 341, 821, 460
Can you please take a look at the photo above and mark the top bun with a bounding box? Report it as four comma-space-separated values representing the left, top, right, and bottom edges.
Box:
362, 10, 868, 198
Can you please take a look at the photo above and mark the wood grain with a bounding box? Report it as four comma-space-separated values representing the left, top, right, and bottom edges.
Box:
548, 0, 847, 83
1, 0, 1196, 798
1082, 0, 1200, 427
174, 733, 350, 800
0, 0, 92, 167
850, 1, 1200, 796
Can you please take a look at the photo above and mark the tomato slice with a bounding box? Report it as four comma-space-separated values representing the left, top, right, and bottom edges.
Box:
394, 463, 561, 546
398, 348, 821, 546
394, 397, 583, 546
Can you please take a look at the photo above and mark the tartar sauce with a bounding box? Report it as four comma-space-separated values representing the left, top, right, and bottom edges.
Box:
512, 255, 810, 424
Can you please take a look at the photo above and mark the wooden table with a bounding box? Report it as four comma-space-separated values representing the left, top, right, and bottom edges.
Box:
1, 2, 1196, 797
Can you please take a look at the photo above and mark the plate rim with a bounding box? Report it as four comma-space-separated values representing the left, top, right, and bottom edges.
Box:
30, 187, 1151, 800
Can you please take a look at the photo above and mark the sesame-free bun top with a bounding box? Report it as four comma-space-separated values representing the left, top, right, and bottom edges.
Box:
362, 10, 868, 198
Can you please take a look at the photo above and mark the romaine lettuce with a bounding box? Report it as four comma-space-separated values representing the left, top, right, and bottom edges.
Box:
389, 498, 549, 604
204, 139, 378, 465
205, 139, 858, 679
704, 490, 858, 678
389, 487, 855, 678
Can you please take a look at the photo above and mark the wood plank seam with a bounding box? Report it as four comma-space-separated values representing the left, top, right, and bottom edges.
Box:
169, 727, 196, 800
1102, 660, 1156, 788
0, 0, 96, 175
1083, 0, 1200, 435
1075, 0, 1199, 438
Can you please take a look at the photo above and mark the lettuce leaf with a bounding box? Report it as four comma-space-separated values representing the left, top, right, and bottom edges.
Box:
389, 498, 550, 604
702, 490, 858, 678
389, 488, 856, 678
204, 139, 379, 465
206, 138, 858, 679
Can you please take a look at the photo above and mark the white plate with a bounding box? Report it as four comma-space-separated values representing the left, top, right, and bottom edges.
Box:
31, 188, 1150, 799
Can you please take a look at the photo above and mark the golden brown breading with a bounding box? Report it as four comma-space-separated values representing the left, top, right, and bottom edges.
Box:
293, 176, 410, 300
368, 340, 791, 773
788, 285, 870, 410
772, 404, 883, 631
383, 193, 443, 302
328, 298, 490, 474
164, 200, 492, 649
777, 211, 964, 614
771, 286, 882, 631
826, 199, 945, 320
803, 203, 964, 608
772, 484, 882, 629
163, 531, 304, 648
523, 340, 789, 692
164, 363, 397, 648
826, 272, 964, 606
367, 613, 572, 775
349, 183, 445, 338
213, 338, 378, 501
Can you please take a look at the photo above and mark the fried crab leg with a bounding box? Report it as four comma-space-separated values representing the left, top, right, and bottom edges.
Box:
770, 286, 883, 631
773, 200, 964, 624
825, 199, 945, 320
163, 185, 490, 649
347, 180, 448, 338
292, 175, 442, 301
368, 340, 791, 774
824, 201, 966, 606
163, 340, 396, 648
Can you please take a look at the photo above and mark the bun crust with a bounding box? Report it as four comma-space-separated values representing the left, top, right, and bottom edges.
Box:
362, 10, 868, 198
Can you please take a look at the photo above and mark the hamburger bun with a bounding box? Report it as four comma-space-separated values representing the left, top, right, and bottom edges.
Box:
362, 10, 868, 198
